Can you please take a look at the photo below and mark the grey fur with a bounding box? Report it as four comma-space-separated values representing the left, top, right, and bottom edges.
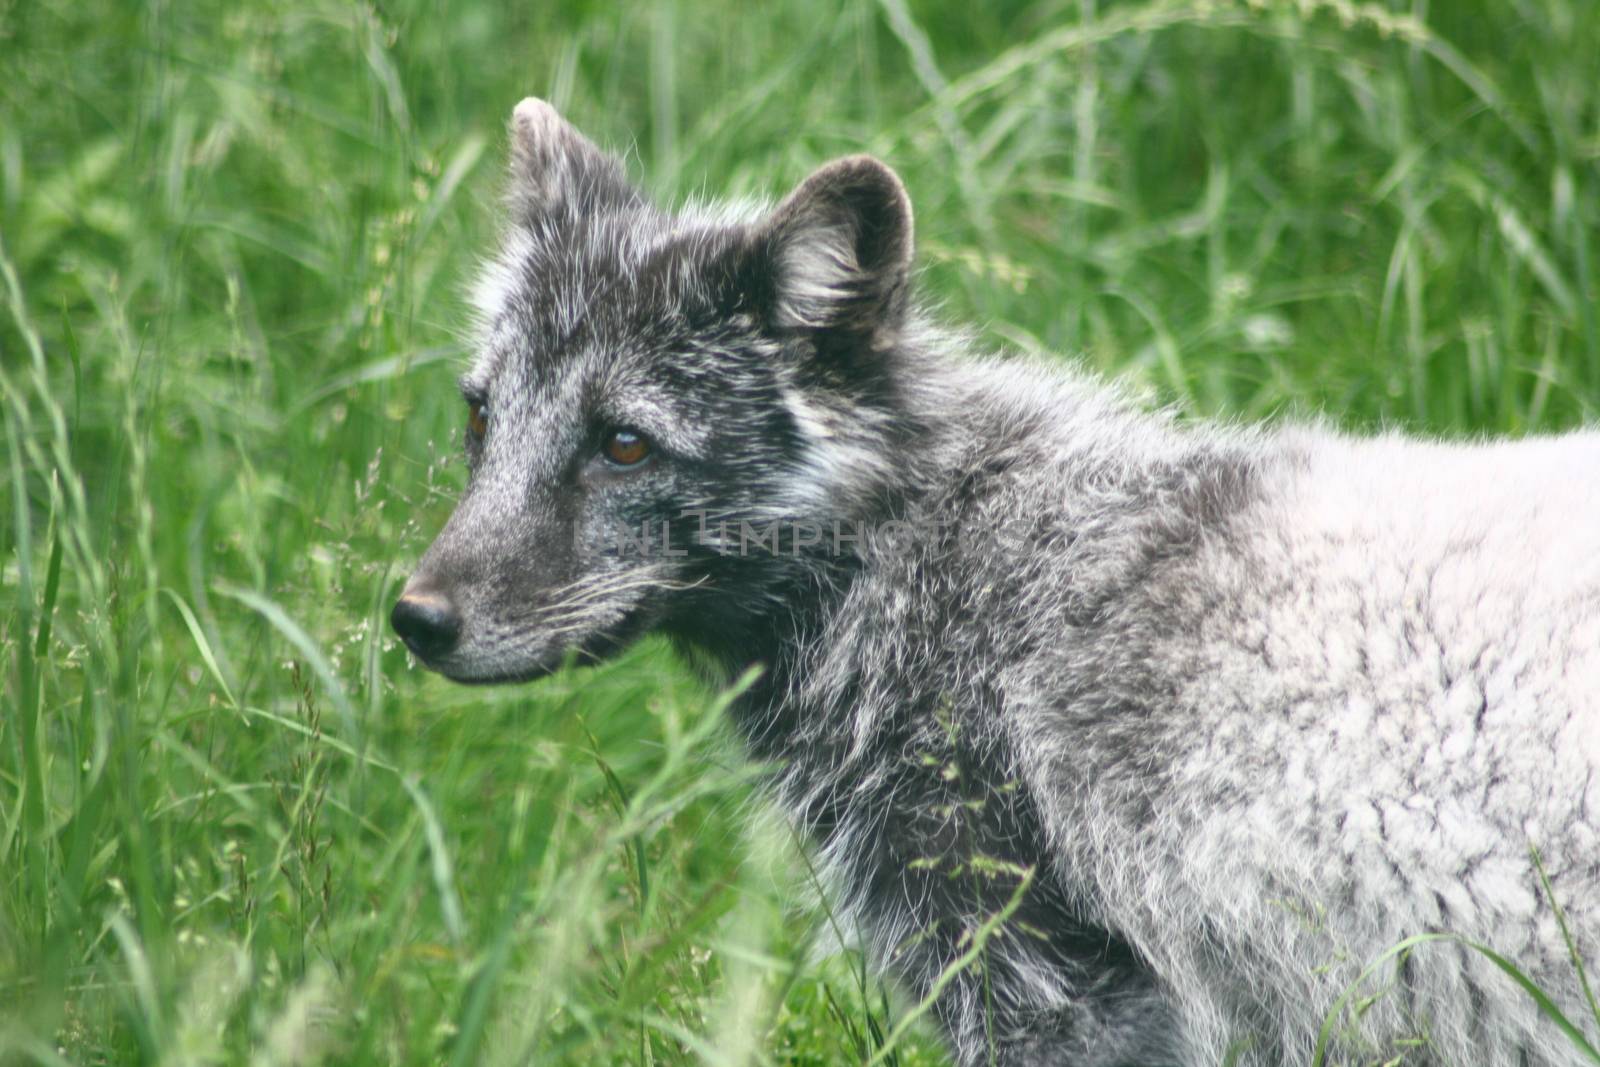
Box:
394, 99, 1600, 1066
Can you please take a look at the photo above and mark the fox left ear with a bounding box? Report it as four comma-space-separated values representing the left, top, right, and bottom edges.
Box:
506, 97, 641, 223
755, 155, 914, 341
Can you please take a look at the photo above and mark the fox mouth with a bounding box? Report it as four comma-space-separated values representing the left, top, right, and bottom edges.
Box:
425, 657, 566, 686
392, 561, 711, 685
397, 613, 647, 685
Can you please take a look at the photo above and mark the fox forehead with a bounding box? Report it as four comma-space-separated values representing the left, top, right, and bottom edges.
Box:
465, 199, 765, 392
461, 233, 791, 462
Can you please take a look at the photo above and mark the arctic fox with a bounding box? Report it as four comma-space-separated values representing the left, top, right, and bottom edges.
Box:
391, 98, 1600, 1066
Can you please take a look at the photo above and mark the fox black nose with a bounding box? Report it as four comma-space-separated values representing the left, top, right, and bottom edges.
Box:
390, 589, 462, 660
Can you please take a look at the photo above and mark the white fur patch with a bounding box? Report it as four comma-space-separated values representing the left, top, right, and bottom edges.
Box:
773, 224, 860, 330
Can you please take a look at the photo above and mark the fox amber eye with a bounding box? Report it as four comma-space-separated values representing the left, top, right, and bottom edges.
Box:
467, 400, 488, 440
602, 428, 651, 467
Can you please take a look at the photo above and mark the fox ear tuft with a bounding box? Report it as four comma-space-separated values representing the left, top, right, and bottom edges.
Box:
506, 97, 640, 221
758, 156, 914, 339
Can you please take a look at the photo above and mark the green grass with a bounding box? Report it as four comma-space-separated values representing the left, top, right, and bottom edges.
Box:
2, 1, 1597, 1063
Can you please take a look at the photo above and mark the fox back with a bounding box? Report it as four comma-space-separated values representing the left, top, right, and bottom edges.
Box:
392, 100, 1600, 1067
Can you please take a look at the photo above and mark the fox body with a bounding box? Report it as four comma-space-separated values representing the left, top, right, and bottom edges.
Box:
392, 99, 1600, 1066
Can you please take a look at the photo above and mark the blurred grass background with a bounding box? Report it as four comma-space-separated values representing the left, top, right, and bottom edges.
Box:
1, 0, 1597, 1063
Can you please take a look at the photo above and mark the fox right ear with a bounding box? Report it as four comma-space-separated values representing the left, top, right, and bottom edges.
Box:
506, 97, 641, 221
755, 155, 915, 342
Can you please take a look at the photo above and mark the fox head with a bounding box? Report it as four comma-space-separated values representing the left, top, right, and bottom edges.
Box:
391, 98, 927, 683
